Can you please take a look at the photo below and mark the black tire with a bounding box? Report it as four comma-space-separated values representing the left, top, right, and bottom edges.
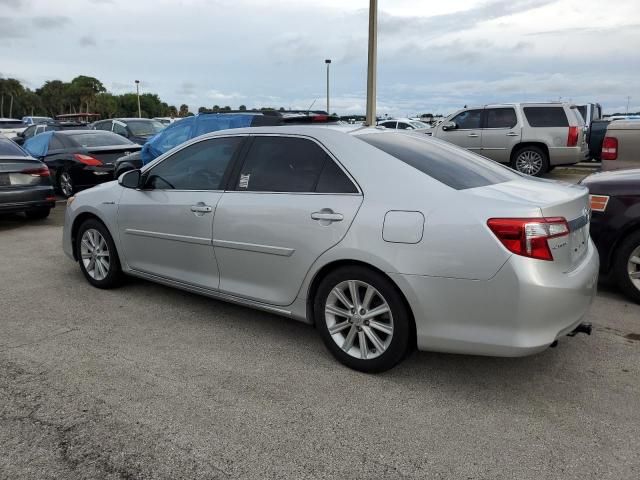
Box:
75, 218, 123, 289
25, 208, 50, 220
314, 266, 411, 373
612, 230, 640, 304
511, 146, 549, 177
57, 169, 74, 198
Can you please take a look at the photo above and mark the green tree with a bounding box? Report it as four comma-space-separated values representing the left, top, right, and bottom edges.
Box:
69, 75, 105, 113
178, 104, 190, 117
238, 104, 246, 111
212, 105, 220, 112
198, 106, 207, 113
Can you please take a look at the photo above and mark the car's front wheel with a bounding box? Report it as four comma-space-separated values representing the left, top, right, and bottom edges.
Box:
314, 266, 411, 373
76, 219, 123, 289
512, 146, 549, 177
613, 231, 640, 304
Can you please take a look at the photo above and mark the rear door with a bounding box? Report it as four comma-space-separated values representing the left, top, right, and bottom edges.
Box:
437, 109, 483, 152
212, 135, 363, 306
481, 107, 520, 163
117, 136, 244, 289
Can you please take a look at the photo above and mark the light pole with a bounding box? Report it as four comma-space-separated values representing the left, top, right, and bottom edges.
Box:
135, 80, 141, 118
365, 0, 378, 126
325, 59, 331, 115
627, 96, 631, 114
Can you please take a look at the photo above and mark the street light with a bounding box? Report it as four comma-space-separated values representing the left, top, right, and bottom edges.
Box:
325, 59, 331, 115
135, 80, 141, 118
365, 0, 378, 126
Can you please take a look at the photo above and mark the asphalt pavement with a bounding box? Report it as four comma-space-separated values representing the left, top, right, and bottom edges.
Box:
0, 181, 639, 479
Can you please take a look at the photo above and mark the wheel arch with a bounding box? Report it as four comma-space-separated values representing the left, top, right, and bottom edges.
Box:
305, 259, 417, 348
607, 220, 640, 273
70, 212, 112, 261
510, 142, 550, 163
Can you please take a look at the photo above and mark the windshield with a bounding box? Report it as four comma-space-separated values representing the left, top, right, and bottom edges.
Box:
410, 121, 430, 129
67, 132, 135, 148
126, 120, 165, 136
358, 132, 518, 190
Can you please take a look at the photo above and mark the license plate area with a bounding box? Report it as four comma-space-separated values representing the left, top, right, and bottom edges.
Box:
569, 224, 589, 264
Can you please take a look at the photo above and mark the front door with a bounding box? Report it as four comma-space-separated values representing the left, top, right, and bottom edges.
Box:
213, 135, 363, 306
437, 109, 483, 152
116, 136, 244, 289
480, 107, 521, 163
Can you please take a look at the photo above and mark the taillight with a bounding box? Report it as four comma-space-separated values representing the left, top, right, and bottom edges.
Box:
487, 217, 569, 261
21, 166, 50, 177
567, 126, 579, 147
589, 195, 609, 212
74, 154, 103, 166
601, 137, 618, 160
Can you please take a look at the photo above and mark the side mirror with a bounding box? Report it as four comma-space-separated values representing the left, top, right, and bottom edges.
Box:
119, 169, 141, 189
18, 131, 25, 137
441, 121, 457, 132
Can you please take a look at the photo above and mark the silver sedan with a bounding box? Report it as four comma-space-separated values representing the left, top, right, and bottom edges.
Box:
62, 126, 599, 372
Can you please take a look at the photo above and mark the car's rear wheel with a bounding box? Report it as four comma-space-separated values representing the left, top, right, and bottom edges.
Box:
58, 170, 74, 198
76, 219, 123, 289
25, 208, 50, 219
512, 146, 549, 177
613, 231, 640, 304
314, 266, 411, 373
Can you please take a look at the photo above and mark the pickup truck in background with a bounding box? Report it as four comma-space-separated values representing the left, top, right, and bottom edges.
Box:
588, 119, 610, 161
601, 120, 640, 171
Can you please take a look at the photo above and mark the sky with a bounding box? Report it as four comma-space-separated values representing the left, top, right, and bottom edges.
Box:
1, 0, 639, 116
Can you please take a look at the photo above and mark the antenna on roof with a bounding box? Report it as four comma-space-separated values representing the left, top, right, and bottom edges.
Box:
307, 98, 317, 114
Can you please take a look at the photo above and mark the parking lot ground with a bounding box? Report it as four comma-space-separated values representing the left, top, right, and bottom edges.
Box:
1, 197, 639, 479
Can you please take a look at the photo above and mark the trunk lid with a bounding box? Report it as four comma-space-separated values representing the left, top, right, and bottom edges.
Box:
0, 157, 49, 188
83, 145, 141, 168
469, 177, 591, 271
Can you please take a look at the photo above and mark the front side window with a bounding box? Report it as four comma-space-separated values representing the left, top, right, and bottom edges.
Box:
485, 108, 517, 129
113, 122, 128, 136
380, 121, 397, 129
94, 121, 111, 131
523, 107, 569, 127
23, 125, 37, 139
146, 136, 242, 190
451, 109, 482, 129
238, 136, 330, 193
397, 122, 413, 130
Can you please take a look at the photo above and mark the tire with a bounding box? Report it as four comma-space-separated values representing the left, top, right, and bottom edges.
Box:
511, 146, 549, 177
314, 266, 411, 373
76, 218, 123, 289
58, 169, 74, 198
613, 231, 640, 304
25, 208, 50, 220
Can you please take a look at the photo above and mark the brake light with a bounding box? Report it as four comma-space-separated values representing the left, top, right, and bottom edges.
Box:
601, 137, 618, 160
311, 114, 329, 122
73, 154, 103, 166
567, 126, 579, 147
487, 217, 569, 261
589, 195, 609, 212
21, 166, 50, 177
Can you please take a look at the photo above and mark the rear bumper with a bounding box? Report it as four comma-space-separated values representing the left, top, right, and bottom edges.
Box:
391, 240, 599, 357
0, 186, 56, 213
549, 146, 590, 166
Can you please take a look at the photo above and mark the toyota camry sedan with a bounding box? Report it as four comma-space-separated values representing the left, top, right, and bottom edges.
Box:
62, 126, 598, 372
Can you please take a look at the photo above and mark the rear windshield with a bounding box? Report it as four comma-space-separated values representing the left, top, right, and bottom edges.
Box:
126, 120, 165, 136
67, 132, 134, 148
523, 107, 569, 127
358, 133, 517, 190
0, 138, 28, 156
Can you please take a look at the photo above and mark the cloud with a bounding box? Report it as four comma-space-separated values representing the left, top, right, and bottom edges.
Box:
79, 35, 96, 47
206, 89, 244, 102
31, 15, 70, 29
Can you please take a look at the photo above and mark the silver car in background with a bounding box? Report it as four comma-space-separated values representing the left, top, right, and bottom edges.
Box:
431, 103, 589, 176
63, 126, 598, 372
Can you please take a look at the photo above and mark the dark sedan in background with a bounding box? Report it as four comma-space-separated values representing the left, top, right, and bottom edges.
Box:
92, 118, 165, 145
13, 121, 89, 145
23, 130, 141, 197
0, 136, 55, 219
582, 169, 640, 303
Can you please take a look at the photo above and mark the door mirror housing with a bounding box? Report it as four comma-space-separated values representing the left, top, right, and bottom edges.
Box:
119, 169, 141, 189
441, 121, 457, 131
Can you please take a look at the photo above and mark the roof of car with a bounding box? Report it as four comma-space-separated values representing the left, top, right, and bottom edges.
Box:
55, 129, 115, 135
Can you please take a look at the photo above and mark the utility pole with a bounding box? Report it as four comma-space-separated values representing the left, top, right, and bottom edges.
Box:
325, 59, 331, 115
365, 0, 378, 126
627, 96, 631, 114
135, 80, 141, 118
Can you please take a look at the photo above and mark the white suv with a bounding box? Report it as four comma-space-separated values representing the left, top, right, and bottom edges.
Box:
431, 103, 588, 176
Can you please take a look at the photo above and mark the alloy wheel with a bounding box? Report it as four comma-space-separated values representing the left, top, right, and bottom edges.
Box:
325, 280, 394, 360
80, 228, 110, 281
628, 245, 640, 292
60, 171, 73, 197
515, 151, 543, 176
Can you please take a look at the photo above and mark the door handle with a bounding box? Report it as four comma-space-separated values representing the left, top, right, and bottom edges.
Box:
506, 132, 519, 137
190, 204, 212, 213
467, 133, 479, 138
311, 211, 344, 222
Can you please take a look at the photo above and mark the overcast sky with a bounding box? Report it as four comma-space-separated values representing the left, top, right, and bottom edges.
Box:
1, 0, 639, 115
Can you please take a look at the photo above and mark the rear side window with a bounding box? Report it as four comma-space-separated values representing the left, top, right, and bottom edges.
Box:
451, 109, 482, 129
67, 132, 134, 147
523, 107, 569, 127
380, 121, 397, 129
486, 108, 517, 129
358, 133, 517, 190
316, 158, 358, 193
238, 136, 328, 192
0, 138, 28, 156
